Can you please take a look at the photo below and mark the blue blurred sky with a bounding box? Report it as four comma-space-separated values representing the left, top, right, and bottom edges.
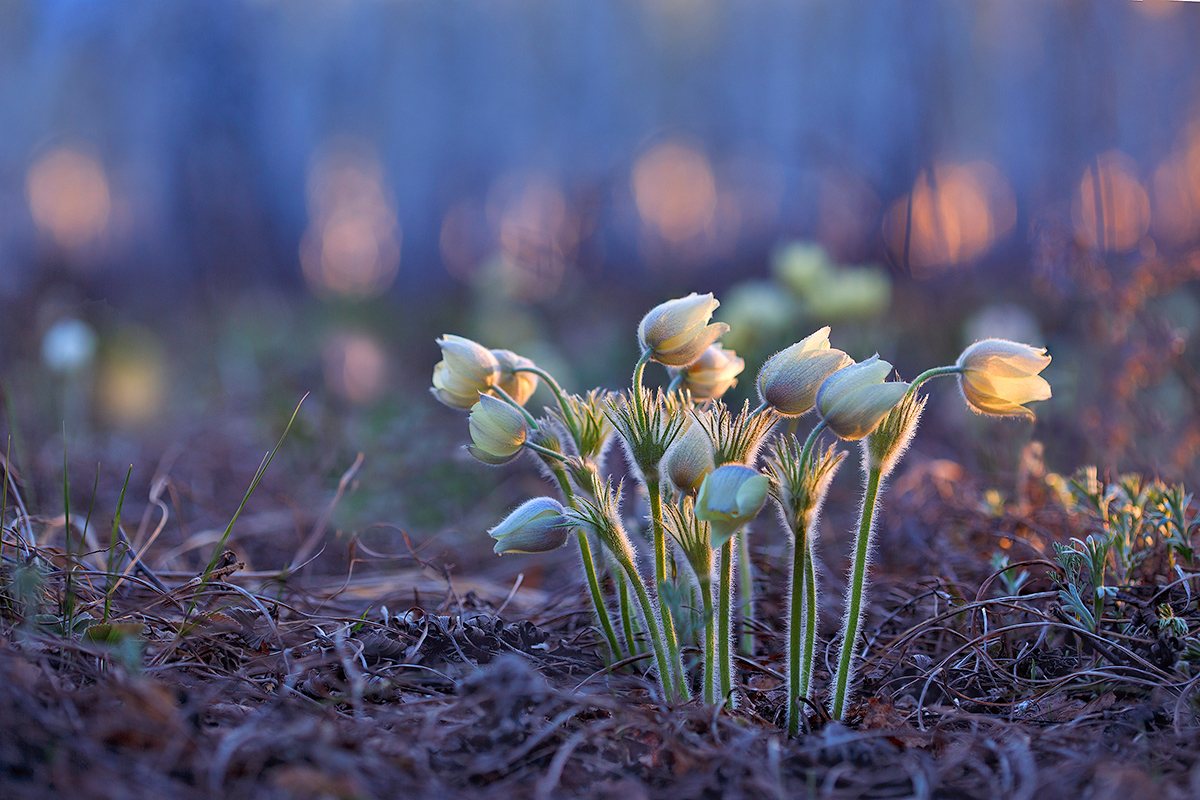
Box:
1, 0, 1199, 303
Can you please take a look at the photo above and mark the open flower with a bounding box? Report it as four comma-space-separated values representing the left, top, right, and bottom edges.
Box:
672, 344, 744, 400
467, 395, 528, 464
956, 339, 1051, 419
491, 349, 539, 405
431, 335, 499, 410
638, 293, 730, 367
756, 327, 854, 416
815, 355, 909, 441
490, 497, 569, 554
696, 464, 770, 547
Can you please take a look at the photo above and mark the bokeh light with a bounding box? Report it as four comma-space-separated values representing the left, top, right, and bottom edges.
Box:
883, 161, 1016, 276
98, 329, 166, 428
300, 144, 401, 300
323, 332, 387, 405
632, 140, 718, 244
1072, 151, 1151, 253
1151, 123, 1200, 247
483, 173, 579, 302
26, 146, 112, 252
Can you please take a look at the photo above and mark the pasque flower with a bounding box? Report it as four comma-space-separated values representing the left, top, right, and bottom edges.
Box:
756, 327, 854, 416
662, 417, 715, 495
467, 394, 528, 464
638, 293, 729, 367
672, 345, 744, 400
956, 339, 1051, 419
432, 335, 499, 410
815, 355, 909, 441
696, 464, 770, 547
491, 349, 539, 406
490, 497, 569, 554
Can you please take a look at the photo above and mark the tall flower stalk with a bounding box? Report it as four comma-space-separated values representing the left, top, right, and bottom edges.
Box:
763, 424, 844, 735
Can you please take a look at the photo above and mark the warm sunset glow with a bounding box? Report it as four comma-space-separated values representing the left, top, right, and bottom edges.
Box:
632, 140, 718, 243
26, 147, 112, 250
1072, 151, 1151, 253
300, 145, 401, 299
486, 173, 578, 302
323, 332, 386, 404
883, 161, 1015, 276
1151, 124, 1200, 247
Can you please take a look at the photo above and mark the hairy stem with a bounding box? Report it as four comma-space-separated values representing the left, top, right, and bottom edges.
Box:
646, 480, 688, 699
831, 465, 882, 720
718, 537, 736, 706
620, 557, 680, 703
737, 528, 755, 655
701, 576, 717, 704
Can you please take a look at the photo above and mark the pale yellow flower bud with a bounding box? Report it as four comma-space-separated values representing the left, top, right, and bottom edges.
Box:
638, 293, 730, 367
672, 344, 744, 400
491, 349, 539, 406
756, 327, 854, 416
955, 339, 1052, 419
467, 395, 528, 464
489, 497, 569, 554
696, 463, 769, 547
662, 417, 715, 495
431, 335, 500, 410
815, 355, 909, 441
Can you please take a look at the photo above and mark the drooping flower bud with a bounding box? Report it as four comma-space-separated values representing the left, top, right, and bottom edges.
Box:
638, 293, 730, 367
491, 349, 539, 406
756, 327, 853, 416
489, 497, 569, 554
955, 339, 1052, 419
662, 417, 715, 495
696, 463, 770, 547
431, 335, 499, 410
467, 395, 528, 464
815, 355, 908, 441
672, 345, 744, 401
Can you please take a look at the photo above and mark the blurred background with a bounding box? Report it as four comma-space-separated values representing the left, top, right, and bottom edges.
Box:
2, 0, 1200, 592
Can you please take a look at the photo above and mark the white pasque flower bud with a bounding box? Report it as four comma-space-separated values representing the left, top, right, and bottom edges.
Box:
489, 497, 569, 554
672, 344, 744, 401
696, 463, 770, 547
955, 339, 1051, 419
815, 355, 909, 441
638, 293, 730, 367
491, 349, 539, 406
431, 334, 500, 410
467, 394, 528, 464
662, 416, 715, 495
756, 326, 854, 416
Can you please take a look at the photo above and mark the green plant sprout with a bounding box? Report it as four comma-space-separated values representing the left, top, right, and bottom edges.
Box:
432, 294, 1052, 724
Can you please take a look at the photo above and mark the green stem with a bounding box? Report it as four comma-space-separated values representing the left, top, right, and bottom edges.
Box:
514, 365, 580, 444
737, 528, 755, 655
701, 576, 717, 704
576, 529, 624, 660
617, 569, 637, 652
553, 466, 623, 661
787, 512, 819, 736
620, 556, 679, 703
718, 536, 735, 706
647, 479, 688, 699
491, 385, 540, 429
633, 350, 652, 394
525, 441, 568, 463
904, 365, 961, 401
831, 465, 882, 720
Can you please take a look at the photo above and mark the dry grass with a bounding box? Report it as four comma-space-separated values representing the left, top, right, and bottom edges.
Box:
3, 445, 1200, 800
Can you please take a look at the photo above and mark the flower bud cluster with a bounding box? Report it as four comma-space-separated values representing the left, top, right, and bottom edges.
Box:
431, 289, 1052, 715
